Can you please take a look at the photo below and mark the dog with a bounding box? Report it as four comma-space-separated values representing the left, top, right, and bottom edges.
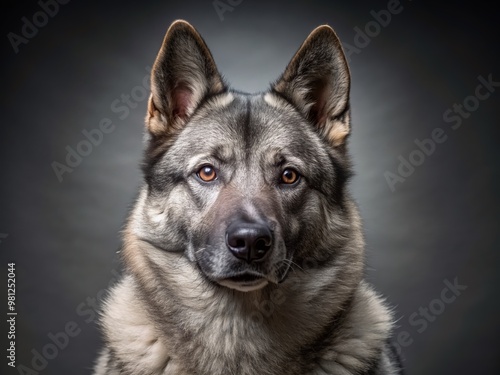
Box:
93, 20, 403, 375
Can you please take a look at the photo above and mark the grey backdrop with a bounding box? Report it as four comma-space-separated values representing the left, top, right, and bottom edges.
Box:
1, 1, 499, 374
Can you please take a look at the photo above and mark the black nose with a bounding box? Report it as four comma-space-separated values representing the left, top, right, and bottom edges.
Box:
225, 220, 273, 263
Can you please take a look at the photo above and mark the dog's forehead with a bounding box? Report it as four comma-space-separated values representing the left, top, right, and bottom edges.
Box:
182, 92, 320, 156
163, 91, 335, 182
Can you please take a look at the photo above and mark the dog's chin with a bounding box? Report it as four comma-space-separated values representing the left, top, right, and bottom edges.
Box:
216, 273, 270, 292
218, 277, 269, 292
201, 258, 293, 292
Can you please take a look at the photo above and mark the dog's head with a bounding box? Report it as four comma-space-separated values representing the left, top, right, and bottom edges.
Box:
130, 21, 357, 292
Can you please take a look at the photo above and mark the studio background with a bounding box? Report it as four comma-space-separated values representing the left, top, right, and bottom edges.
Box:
1, 1, 499, 374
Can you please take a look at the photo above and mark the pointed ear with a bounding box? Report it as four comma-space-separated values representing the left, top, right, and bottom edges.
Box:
272, 25, 351, 148
147, 20, 226, 137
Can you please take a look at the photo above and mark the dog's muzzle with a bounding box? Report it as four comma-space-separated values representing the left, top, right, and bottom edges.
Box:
213, 219, 275, 292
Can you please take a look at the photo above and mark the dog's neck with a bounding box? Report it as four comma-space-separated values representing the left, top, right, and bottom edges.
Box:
101, 240, 394, 375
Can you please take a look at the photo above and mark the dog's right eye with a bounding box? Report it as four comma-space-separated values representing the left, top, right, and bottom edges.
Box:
197, 165, 217, 182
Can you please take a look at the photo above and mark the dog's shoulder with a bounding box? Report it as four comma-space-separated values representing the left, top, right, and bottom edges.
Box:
95, 275, 175, 374
312, 281, 402, 374
365, 341, 405, 375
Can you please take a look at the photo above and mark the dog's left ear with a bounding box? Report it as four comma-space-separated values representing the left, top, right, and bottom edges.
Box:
272, 25, 351, 148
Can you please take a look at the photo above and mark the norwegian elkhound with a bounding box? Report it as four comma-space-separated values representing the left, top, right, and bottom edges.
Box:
94, 20, 403, 375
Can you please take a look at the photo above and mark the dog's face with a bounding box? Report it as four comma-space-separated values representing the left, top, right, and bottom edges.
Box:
133, 21, 353, 292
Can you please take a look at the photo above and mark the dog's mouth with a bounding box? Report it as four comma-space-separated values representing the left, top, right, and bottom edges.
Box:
217, 272, 269, 292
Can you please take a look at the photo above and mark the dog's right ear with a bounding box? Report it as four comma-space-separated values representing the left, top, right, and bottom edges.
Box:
146, 20, 226, 137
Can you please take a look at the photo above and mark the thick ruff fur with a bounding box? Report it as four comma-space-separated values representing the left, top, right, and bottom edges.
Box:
94, 20, 403, 375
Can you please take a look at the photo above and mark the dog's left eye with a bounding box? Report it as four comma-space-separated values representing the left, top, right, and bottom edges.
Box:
280, 168, 300, 185
197, 165, 217, 182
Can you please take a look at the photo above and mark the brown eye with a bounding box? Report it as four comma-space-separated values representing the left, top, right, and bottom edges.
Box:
197, 165, 217, 182
281, 168, 300, 185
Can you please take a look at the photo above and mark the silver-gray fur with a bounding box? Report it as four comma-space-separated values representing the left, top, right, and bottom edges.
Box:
94, 20, 403, 375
